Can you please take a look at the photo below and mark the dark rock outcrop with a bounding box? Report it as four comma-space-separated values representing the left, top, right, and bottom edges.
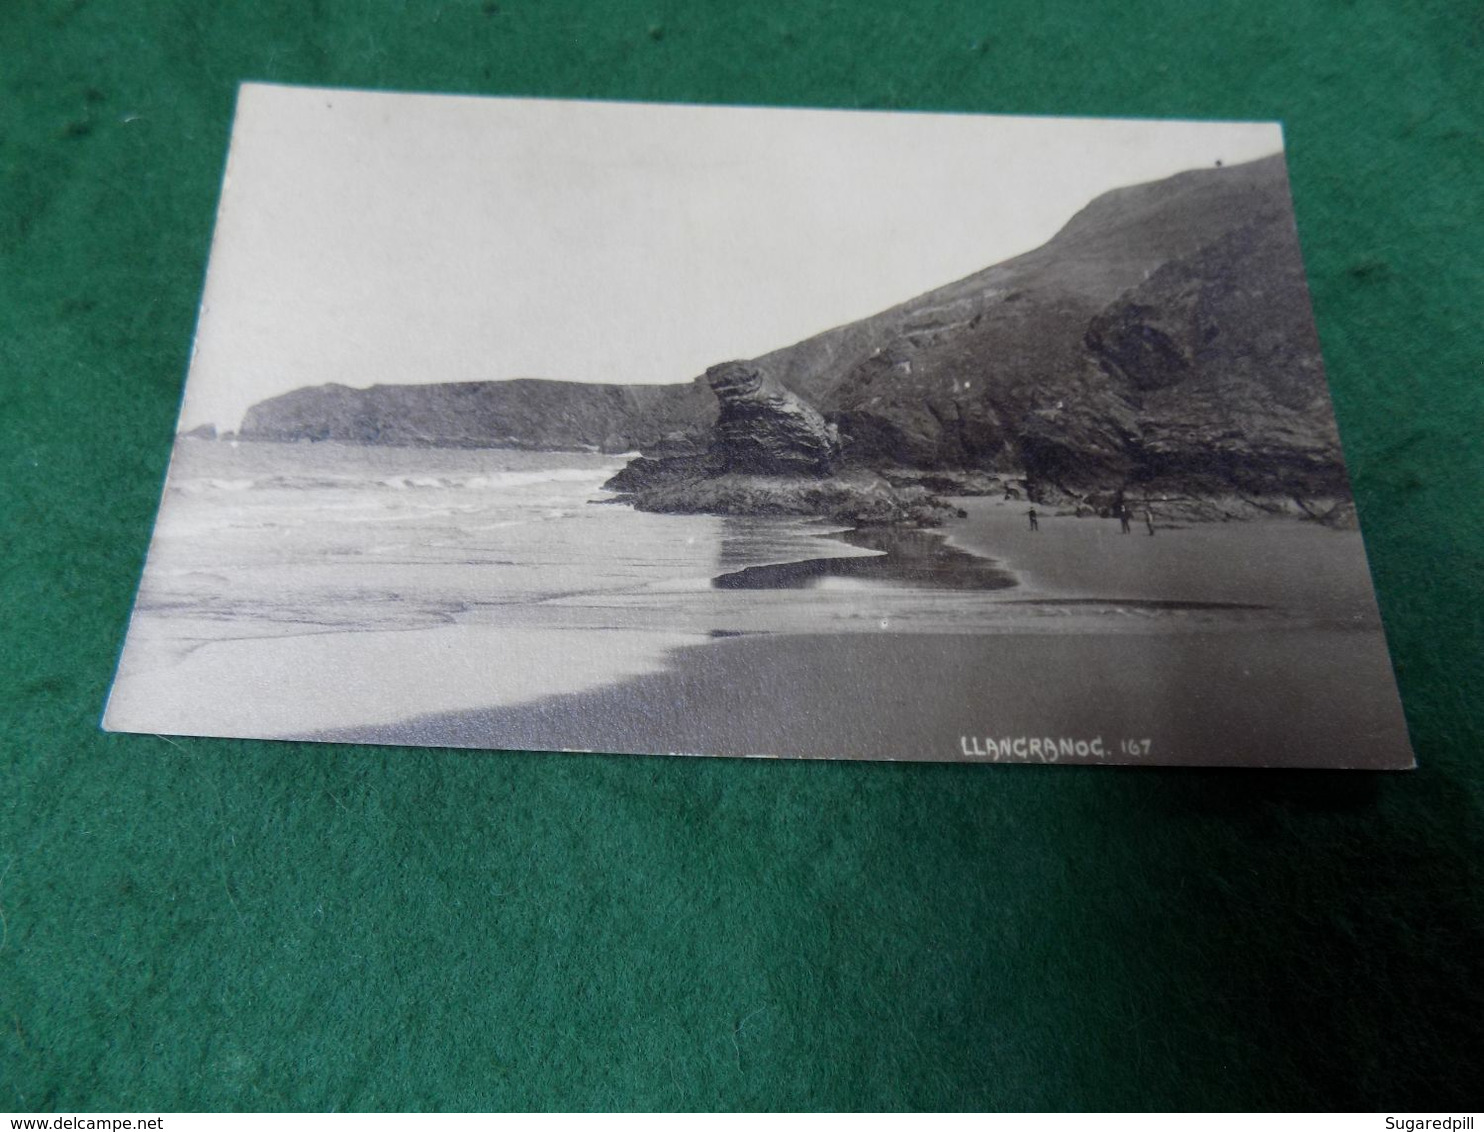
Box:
722, 153, 1344, 511
1082, 212, 1346, 501
813, 155, 1347, 501
604, 360, 940, 524
609, 152, 1342, 522
614, 469, 952, 526
705, 361, 839, 475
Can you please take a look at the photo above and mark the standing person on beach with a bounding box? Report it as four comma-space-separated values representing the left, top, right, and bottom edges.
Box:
1144, 506, 1155, 536
1027, 507, 1039, 532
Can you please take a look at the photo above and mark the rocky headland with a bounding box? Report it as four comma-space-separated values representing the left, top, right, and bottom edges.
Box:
229, 153, 1350, 528
605, 152, 1350, 526
237, 377, 712, 454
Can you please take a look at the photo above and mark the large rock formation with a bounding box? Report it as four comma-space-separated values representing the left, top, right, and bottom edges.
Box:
608, 152, 1344, 519
781, 154, 1344, 505
705, 361, 839, 474
1081, 212, 1343, 501
604, 361, 943, 525
607, 468, 952, 526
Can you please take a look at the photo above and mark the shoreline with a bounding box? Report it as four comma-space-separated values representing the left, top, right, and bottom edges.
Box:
107, 444, 1401, 765
316, 625, 1413, 769
314, 499, 1406, 766
939, 496, 1385, 623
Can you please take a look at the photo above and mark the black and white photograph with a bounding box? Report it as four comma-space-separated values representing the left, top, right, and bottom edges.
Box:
104, 83, 1414, 768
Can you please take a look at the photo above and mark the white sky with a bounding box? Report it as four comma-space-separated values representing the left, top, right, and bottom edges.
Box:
179, 84, 1283, 431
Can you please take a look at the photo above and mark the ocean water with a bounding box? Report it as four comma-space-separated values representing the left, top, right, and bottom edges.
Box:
105, 437, 1390, 742
129, 439, 746, 634
106, 439, 943, 736
122, 438, 956, 640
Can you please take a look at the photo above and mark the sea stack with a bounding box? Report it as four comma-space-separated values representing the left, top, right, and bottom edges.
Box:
705, 361, 840, 476
603, 361, 946, 526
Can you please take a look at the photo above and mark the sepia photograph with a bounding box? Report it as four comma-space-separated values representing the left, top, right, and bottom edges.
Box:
104, 83, 1414, 768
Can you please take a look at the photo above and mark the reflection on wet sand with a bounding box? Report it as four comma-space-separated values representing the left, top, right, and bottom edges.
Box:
712, 526, 1018, 591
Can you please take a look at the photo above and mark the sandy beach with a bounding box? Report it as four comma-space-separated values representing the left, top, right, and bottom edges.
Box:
105, 439, 1411, 766
320, 496, 1412, 769
323, 626, 1411, 768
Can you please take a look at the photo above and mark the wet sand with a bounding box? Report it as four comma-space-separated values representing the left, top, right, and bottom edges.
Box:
714, 526, 1017, 590
109, 443, 1411, 765
945, 497, 1385, 624
322, 627, 1413, 768
105, 621, 711, 737
325, 502, 1413, 769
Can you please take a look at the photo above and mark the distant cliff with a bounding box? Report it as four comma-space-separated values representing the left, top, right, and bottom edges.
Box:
238, 378, 713, 454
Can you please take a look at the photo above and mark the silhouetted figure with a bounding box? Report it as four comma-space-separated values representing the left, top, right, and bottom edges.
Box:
1027, 507, 1039, 532
1144, 506, 1155, 536
1119, 504, 1132, 534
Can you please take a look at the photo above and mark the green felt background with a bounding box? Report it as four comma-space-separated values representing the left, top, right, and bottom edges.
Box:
3, 0, 1482, 1112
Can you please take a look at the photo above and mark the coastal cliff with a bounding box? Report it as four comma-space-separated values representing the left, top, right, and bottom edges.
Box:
612, 153, 1347, 521
230, 153, 1346, 524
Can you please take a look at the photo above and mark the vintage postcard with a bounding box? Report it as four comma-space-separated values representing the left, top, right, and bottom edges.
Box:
104, 83, 1413, 767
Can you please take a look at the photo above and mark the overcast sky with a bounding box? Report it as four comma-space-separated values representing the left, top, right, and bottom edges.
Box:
179, 84, 1283, 431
